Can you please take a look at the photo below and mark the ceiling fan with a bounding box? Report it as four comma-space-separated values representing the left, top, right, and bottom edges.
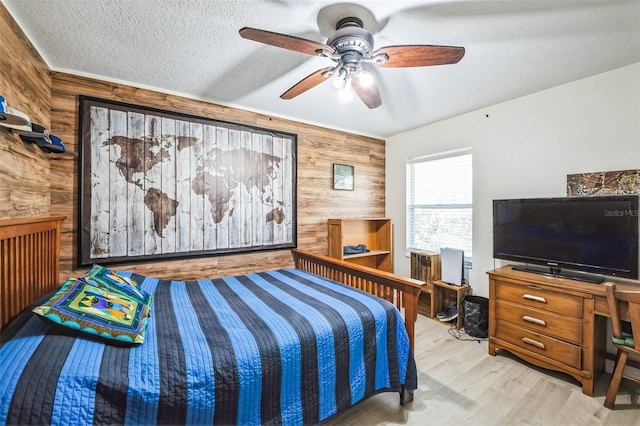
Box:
239, 17, 465, 109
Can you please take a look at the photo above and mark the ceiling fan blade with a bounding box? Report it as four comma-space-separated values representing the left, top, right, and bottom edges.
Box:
239, 27, 335, 56
280, 67, 333, 100
374, 45, 465, 68
351, 74, 382, 109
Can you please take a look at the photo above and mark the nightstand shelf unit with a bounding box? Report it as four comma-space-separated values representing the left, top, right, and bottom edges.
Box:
430, 280, 470, 329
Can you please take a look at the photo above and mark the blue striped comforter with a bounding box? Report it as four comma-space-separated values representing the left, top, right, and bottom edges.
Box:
0, 269, 417, 425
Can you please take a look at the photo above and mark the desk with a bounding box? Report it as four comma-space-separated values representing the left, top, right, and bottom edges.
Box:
488, 266, 637, 396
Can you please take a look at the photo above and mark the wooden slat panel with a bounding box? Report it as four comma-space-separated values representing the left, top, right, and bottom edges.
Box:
0, 216, 65, 330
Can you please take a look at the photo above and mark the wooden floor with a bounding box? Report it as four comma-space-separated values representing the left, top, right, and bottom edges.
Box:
324, 312, 640, 426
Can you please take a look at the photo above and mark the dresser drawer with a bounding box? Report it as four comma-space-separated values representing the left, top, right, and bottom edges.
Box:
495, 281, 583, 318
495, 300, 582, 344
495, 320, 581, 369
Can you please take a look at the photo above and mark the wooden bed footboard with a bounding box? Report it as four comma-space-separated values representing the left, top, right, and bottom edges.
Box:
0, 216, 65, 330
292, 249, 425, 351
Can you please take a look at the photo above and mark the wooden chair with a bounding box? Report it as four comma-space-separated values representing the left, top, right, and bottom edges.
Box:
604, 282, 640, 409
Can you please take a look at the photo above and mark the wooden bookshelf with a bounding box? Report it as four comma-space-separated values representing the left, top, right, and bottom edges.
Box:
327, 218, 393, 272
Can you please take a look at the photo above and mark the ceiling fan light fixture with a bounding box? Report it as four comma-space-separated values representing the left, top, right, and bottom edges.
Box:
331, 67, 347, 88
355, 70, 374, 88
337, 85, 353, 103
332, 75, 345, 89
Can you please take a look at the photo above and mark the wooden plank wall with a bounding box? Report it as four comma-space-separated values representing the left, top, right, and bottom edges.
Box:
50, 73, 386, 281
1, 6, 387, 282
0, 3, 52, 218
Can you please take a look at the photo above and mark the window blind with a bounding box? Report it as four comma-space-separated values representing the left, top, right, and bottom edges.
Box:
406, 149, 473, 261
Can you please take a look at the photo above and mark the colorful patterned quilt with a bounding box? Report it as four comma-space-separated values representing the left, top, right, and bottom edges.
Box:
0, 268, 416, 425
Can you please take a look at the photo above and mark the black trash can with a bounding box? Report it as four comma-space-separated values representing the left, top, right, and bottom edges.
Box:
462, 295, 489, 338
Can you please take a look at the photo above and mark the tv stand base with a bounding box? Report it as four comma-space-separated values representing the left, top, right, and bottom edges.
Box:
511, 264, 604, 284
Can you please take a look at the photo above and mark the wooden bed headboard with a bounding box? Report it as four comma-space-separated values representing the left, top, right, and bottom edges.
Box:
0, 216, 65, 330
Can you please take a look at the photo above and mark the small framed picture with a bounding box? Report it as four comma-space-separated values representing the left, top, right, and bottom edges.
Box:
333, 163, 354, 191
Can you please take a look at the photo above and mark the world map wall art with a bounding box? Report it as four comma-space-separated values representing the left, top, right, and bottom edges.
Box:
78, 97, 297, 265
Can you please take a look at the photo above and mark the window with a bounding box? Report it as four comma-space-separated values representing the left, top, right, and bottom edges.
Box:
406, 149, 472, 263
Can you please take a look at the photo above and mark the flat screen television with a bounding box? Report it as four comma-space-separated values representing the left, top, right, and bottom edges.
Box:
493, 195, 639, 283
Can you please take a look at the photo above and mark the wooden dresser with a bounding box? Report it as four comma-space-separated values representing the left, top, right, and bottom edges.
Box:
488, 266, 638, 396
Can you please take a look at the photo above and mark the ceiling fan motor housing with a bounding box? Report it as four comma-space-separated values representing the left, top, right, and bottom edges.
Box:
327, 17, 374, 59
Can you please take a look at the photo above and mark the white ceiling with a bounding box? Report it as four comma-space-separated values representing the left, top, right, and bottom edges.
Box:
4, 0, 640, 138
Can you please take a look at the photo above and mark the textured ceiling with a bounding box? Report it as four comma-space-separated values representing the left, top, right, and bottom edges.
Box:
4, 0, 640, 138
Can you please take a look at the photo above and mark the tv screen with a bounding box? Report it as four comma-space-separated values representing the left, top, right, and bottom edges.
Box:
493, 195, 639, 282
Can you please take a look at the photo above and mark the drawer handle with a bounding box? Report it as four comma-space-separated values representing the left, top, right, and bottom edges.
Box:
522, 315, 546, 327
522, 337, 546, 350
523, 294, 547, 303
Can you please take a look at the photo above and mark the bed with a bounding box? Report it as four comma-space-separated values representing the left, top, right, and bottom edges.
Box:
0, 216, 423, 425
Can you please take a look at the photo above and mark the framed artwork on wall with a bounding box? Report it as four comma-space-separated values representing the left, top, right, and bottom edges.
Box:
78, 96, 297, 266
333, 163, 354, 191
567, 169, 640, 196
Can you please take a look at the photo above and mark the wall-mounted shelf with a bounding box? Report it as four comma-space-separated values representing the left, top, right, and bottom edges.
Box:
17, 126, 78, 157
1, 94, 77, 157
0, 95, 30, 130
